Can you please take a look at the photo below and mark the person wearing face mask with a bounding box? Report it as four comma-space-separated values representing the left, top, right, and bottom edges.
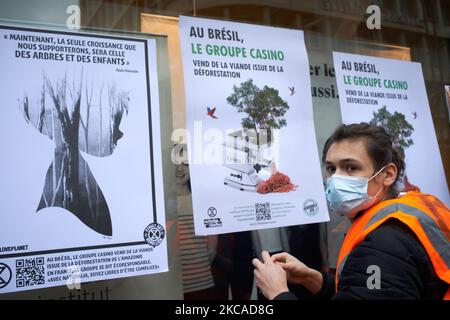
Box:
253, 123, 450, 300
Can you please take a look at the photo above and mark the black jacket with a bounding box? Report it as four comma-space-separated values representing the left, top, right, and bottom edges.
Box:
275, 219, 448, 300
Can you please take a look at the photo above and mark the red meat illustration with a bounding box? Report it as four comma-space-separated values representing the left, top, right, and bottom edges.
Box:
257, 170, 297, 194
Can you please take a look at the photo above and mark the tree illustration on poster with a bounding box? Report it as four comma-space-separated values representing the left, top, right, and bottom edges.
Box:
369, 106, 414, 159
20, 71, 129, 236
370, 106, 419, 191
227, 79, 289, 147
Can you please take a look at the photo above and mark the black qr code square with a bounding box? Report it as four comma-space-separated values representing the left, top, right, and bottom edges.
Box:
255, 202, 271, 221
15, 257, 45, 288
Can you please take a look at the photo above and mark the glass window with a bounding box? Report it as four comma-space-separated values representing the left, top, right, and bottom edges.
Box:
0, 0, 448, 300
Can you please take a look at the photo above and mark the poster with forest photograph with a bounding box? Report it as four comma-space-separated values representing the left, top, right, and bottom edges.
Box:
0, 26, 168, 294
333, 52, 450, 205
179, 16, 329, 235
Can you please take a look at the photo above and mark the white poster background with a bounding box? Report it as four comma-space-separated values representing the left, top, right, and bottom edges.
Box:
0, 26, 168, 294
179, 16, 329, 235
333, 52, 450, 206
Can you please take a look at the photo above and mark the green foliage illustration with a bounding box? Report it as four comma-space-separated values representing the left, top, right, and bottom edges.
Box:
370, 106, 414, 158
226, 79, 289, 145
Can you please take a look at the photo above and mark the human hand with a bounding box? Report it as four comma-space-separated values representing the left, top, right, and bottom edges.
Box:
270, 252, 309, 285
252, 251, 289, 300
271, 252, 323, 294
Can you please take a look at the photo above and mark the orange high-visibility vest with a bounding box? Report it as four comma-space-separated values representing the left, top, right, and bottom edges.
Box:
336, 191, 450, 299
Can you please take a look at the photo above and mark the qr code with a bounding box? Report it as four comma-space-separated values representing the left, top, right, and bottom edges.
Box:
16, 257, 45, 288
255, 202, 271, 221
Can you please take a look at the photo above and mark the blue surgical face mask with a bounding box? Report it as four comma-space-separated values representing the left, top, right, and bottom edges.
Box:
325, 166, 386, 219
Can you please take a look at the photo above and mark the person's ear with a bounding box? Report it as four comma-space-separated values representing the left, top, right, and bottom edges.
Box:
382, 163, 397, 187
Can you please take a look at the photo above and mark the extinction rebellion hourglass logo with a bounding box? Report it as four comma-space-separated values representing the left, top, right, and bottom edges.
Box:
204, 207, 222, 228
0, 263, 12, 289
143, 223, 165, 247
207, 207, 217, 217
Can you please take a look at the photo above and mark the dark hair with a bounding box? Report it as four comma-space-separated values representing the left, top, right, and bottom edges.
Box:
322, 123, 405, 197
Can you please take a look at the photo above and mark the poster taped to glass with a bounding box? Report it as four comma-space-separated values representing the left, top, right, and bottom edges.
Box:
333, 52, 450, 206
0, 25, 168, 294
178, 16, 330, 235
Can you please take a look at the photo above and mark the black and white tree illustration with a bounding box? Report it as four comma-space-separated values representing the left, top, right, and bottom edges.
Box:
19, 71, 129, 236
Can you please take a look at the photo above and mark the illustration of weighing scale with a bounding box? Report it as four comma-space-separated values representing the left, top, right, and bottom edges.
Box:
223, 129, 273, 192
